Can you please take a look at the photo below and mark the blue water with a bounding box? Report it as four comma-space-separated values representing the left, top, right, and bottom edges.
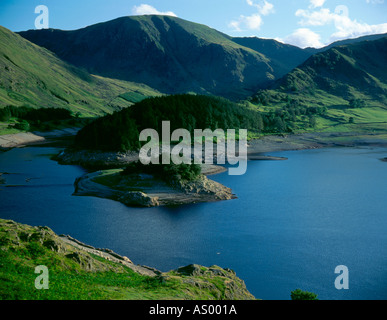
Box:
0, 146, 386, 300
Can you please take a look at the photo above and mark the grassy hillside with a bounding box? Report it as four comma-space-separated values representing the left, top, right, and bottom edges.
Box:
231, 37, 311, 79
276, 37, 387, 102
18, 16, 278, 100
315, 32, 387, 53
0, 26, 161, 118
249, 37, 387, 133
19, 17, 387, 102
0, 219, 255, 300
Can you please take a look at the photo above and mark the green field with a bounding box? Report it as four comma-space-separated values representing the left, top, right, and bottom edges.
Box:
248, 85, 387, 135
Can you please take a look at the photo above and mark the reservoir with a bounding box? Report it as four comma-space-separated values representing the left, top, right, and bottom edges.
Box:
0, 145, 386, 300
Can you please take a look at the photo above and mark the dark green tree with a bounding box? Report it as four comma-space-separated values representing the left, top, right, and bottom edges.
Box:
290, 289, 318, 301
349, 98, 366, 108
14, 120, 30, 131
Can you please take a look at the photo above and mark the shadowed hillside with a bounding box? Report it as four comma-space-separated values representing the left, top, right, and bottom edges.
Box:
19, 15, 290, 100
275, 36, 387, 103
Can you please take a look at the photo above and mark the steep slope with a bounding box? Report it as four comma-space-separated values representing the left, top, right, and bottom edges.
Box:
231, 37, 312, 79
314, 32, 387, 53
249, 36, 387, 134
19, 15, 277, 100
274, 36, 387, 103
0, 219, 256, 300
230, 35, 387, 83
0, 26, 160, 116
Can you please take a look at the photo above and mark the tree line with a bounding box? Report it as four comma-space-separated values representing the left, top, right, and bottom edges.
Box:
75, 94, 265, 151
0, 105, 74, 131
74, 94, 327, 152
0, 105, 73, 122
122, 160, 202, 183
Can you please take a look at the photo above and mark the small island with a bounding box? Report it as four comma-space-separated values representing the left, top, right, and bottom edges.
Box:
73, 161, 235, 207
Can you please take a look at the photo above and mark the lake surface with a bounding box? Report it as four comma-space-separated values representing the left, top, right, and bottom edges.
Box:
1, 145, 386, 300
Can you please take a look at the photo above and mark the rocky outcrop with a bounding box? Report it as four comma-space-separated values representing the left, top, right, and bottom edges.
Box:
55, 149, 139, 168
58, 234, 159, 276
175, 175, 235, 201
55, 149, 230, 174
118, 191, 160, 207
0, 219, 256, 300
0, 218, 162, 276
172, 264, 256, 300
73, 169, 235, 207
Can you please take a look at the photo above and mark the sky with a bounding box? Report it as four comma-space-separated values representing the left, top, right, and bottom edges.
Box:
0, 0, 386, 48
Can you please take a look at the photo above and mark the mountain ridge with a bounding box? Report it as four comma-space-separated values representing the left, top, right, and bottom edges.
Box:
17, 15, 299, 100
18, 15, 387, 101
273, 36, 387, 103
0, 25, 161, 116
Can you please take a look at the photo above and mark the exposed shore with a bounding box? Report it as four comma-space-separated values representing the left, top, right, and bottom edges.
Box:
0, 132, 46, 150
3, 129, 386, 207
0, 127, 80, 150
67, 131, 387, 207
1, 218, 256, 300
3, 128, 387, 158
58, 233, 160, 277
247, 131, 387, 153
73, 168, 236, 207
53, 131, 387, 167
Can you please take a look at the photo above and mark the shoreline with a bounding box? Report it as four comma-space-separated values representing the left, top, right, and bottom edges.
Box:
53, 131, 387, 168
247, 131, 387, 154
58, 233, 161, 277
0, 218, 256, 300
73, 169, 236, 207
0, 127, 80, 151
2, 128, 387, 156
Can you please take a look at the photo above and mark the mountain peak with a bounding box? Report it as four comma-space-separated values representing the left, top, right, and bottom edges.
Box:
18, 16, 386, 100
17, 16, 283, 99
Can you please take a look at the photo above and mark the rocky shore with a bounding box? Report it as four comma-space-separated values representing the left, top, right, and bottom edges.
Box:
54, 145, 289, 168
0, 127, 80, 151
59, 233, 160, 277
54, 131, 387, 208
0, 219, 256, 300
0, 132, 46, 150
54, 131, 387, 168
247, 131, 387, 153
73, 169, 236, 207
55, 148, 140, 168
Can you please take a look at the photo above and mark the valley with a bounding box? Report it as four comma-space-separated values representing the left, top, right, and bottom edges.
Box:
1, 12, 387, 302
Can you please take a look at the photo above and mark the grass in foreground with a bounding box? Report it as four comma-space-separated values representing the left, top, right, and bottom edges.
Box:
0, 219, 255, 300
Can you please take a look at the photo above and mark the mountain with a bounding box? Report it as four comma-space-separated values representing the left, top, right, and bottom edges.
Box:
314, 32, 387, 54
19, 16, 386, 101
249, 36, 387, 134
18, 15, 308, 100
7, 13, 387, 110
231, 37, 312, 79
274, 36, 387, 103
0, 26, 160, 116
